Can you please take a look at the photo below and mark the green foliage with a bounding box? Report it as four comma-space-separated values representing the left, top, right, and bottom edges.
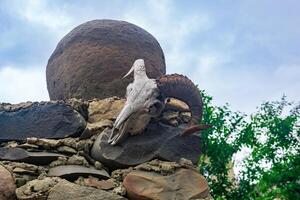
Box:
198, 91, 300, 200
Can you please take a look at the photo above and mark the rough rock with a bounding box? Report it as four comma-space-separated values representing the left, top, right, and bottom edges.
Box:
47, 179, 127, 200
0, 164, 16, 200
1, 161, 46, 175
80, 120, 113, 139
124, 168, 210, 200
46, 19, 166, 100
64, 98, 89, 120
91, 123, 202, 169
0, 102, 86, 141
1, 161, 47, 187
0, 147, 65, 165
16, 177, 61, 200
76, 176, 117, 190
48, 165, 109, 181
26, 137, 94, 152
88, 97, 125, 123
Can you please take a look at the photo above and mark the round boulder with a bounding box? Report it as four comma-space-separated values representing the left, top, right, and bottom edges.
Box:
46, 19, 166, 100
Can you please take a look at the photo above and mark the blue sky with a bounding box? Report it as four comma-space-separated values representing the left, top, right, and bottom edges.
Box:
0, 0, 299, 114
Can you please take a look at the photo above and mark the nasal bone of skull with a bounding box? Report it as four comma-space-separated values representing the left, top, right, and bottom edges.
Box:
123, 59, 145, 79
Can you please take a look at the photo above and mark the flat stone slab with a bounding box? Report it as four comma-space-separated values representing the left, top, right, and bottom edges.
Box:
91, 123, 202, 169
124, 169, 210, 200
0, 102, 86, 141
0, 147, 65, 165
48, 165, 110, 181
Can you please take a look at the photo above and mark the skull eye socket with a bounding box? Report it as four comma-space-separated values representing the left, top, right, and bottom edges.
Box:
149, 101, 164, 116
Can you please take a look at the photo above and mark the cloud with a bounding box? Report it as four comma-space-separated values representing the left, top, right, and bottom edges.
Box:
0, 66, 49, 103
0, 0, 299, 114
122, 0, 214, 74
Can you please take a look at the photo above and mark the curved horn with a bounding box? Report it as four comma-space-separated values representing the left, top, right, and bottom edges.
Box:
157, 74, 209, 134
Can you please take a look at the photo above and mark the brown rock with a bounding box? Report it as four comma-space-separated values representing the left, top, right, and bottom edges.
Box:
0, 164, 16, 200
47, 179, 127, 200
88, 97, 125, 123
80, 120, 113, 139
46, 19, 166, 100
124, 168, 210, 200
83, 177, 116, 190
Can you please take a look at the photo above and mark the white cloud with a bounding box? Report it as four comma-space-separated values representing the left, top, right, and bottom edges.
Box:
14, 0, 73, 32
123, 0, 214, 74
0, 66, 49, 103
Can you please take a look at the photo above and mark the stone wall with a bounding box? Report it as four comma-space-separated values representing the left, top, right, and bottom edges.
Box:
0, 97, 212, 200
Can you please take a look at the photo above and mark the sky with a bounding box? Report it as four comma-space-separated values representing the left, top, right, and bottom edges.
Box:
0, 0, 299, 114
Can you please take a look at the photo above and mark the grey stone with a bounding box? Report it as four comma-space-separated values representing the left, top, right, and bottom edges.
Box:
91, 123, 202, 169
0, 102, 86, 141
0, 148, 65, 165
48, 165, 110, 181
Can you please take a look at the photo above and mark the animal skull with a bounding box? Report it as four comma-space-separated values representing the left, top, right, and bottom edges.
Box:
109, 59, 208, 146
108, 59, 164, 145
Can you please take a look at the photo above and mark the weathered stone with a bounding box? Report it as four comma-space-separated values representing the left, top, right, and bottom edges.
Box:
46, 19, 166, 100
49, 157, 68, 167
111, 167, 134, 182
88, 97, 125, 123
91, 123, 202, 169
64, 98, 89, 120
16, 143, 39, 150
0, 164, 16, 200
26, 137, 94, 152
80, 120, 113, 139
47, 179, 127, 200
0, 102, 86, 141
112, 185, 127, 196
67, 155, 90, 167
81, 177, 117, 190
134, 159, 181, 175
26, 138, 62, 149
48, 165, 109, 181
124, 168, 210, 200
3, 141, 18, 148
0, 161, 46, 175
16, 177, 61, 200
57, 146, 77, 154
0, 148, 65, 165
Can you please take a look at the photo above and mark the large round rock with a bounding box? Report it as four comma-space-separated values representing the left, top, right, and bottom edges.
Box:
46, 19, 166, 100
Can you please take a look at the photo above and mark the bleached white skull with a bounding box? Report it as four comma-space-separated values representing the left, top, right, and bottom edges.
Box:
108, 59, 164, 145
108, 59, 209, 145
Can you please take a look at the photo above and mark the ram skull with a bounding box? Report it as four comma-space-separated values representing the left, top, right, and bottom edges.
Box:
108, 59, 209, 145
